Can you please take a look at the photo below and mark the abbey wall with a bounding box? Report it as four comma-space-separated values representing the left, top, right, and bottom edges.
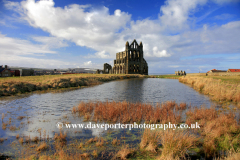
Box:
97, 39, 148, 75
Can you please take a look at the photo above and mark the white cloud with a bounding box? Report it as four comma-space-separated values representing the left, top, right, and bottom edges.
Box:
152, 47, 170, 57
32, 36, 69, 49
169, 65, 180, 68
83, 61, 92, 67
13, 0, 131, 56
0, 33, 72, 68
212, 0, 240, 5
0, 54, 72, 68
159, 0, 207, 31
0, 33, 55, 56
2, 0, 240, 72
214, 13, 235, 20
95, 50, 110, 59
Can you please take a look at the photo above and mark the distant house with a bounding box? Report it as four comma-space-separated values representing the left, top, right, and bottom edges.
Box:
208, 69, 227, 73
0, 65, 12, 77
19, 69, 34, 76
227, 69, 240, 72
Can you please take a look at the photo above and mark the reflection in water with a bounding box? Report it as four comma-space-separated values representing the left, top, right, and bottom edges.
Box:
0, 78, 217, 153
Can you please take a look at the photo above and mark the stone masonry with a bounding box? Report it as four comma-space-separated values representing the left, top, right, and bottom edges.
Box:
98, 39, 148, 75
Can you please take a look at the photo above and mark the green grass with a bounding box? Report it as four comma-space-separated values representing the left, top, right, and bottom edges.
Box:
155, 75, 183, 79
205, 76, 240, 84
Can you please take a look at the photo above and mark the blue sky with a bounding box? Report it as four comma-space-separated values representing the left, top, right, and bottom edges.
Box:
0, 0, 240, 74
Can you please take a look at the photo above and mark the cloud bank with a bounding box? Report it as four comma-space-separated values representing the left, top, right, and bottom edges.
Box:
2, 0, 240, 72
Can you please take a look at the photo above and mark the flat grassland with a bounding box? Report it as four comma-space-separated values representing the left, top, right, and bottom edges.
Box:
179, 75, 240, 105
0, 74, 144, 96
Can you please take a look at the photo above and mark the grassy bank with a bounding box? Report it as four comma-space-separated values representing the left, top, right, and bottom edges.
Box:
0, 74, 144, 97
155, 75, 182, 79
179, 76, 240, 105
188, 74, 240, 84
3, 101, 239, 159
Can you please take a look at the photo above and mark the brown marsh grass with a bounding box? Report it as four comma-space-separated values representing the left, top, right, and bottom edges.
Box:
115, 144, 135, 160
139, 128, 198, 159
19, 137, 24, 144
2, 122, 7, 130
17, 116, 26, 120
2, 100, 240, 159
186, 107, 240, 157
72, 101, 188, 124
157, 129, 198, 159
0, 138, 5, 143
9, 125, 17, 131
112, 137, 120, 146
54, 131, 67, 148
1, 113, 4, 121
36, 142, 48, 152
32, 136, 39, 143
92, 150, 98, 158
179, 76, 240, 104
95, 137, 104, 147
140, 128, 158, 151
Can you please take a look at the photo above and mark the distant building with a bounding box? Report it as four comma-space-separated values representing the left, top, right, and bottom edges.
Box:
227, 69, 240, 72
19, 69, 34, 76
175, 70, 186, 75
0, 65, 12, 77
97, 39, 148, 75
112, 39, 148, 75
208, 69, 227, 73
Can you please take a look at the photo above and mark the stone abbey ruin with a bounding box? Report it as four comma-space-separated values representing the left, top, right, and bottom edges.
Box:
96, 39, 148, 75
175, 70, 186, 75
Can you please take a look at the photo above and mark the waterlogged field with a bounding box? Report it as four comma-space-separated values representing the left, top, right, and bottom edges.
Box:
0, 77, 239, 159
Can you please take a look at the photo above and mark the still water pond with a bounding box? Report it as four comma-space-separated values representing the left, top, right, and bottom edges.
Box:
0, 78, 217, 155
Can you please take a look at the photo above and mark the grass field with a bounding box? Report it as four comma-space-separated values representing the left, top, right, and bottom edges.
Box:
179, 75, 240, 105
0, 74, 142, 84
191, 75, 240, 84
0, 74, 144, 97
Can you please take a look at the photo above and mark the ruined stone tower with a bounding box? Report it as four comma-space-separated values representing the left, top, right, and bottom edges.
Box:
111, 39, 148, 75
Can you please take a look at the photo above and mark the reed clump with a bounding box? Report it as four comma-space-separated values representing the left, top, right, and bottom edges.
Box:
0, 138, 5, 143
54, 131, 67, 147
140, 129, 158, 152
115, 145, 135, 160
2, 122, 7, 130
157, 129, 198, 159
95, 137, 104, 147
139, 128, 198, 159
186, 107, 240, 157
112, 137, 120, 146
17, 116, 26, 120
31, 136, 39, 143
72, 101, 188, 124
36, 142, 48, 152
92, 150, 98, 158
19, 137, 24, 144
